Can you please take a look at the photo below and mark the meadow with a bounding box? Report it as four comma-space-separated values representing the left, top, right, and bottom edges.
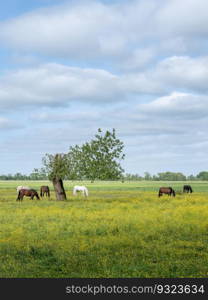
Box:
0, 180, 208, 278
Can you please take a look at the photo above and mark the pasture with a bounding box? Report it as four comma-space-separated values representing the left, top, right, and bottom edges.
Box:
0, 180, 208, 278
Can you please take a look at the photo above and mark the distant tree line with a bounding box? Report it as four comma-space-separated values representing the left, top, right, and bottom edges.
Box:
0, 168, 48, 180
1, 170, 208, 181
124, 171, 208, 181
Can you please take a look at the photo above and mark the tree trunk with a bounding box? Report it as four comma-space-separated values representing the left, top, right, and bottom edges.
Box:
52, 178, 67, 200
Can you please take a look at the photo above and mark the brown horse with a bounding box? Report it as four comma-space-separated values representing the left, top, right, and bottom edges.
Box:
16, 189, 40, 201
40, 186, 50, 198
158, 187, 175, 197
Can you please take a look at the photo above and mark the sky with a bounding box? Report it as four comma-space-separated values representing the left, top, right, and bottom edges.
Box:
0, 0, 208, 176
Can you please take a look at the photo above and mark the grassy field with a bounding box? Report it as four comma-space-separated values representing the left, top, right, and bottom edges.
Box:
0, 180, 208, 278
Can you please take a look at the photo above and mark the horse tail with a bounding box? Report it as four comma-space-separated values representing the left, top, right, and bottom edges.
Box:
40, 188, 43, 197
158, 190, 161, 197
190, 186, 193, 193
172, 189, 176, 197
36, 192, 40, 200
85, 188, 88, 197
48, 188, 50, 198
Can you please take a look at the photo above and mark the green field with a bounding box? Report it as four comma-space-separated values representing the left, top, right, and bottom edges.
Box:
0, 180, 208, 278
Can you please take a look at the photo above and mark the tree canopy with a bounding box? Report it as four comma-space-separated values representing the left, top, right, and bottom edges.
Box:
196, 171, 208, 181
41, 129, 125, 200
67, 128, 125, 181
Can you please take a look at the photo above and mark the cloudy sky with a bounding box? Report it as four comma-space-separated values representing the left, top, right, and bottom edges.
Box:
0, 0, 208, 176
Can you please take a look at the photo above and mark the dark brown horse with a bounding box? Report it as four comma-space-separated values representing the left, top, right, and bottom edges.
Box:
40, 186, 50, 198
16, 189, 40, 201
158, 187, 175, 197
183, 185, 193, 193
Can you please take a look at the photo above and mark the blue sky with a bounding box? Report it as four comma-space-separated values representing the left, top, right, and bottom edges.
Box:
0, 0, 208, 175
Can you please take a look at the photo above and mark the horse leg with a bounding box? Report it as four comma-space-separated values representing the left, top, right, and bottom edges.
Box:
16, 190, 21, 201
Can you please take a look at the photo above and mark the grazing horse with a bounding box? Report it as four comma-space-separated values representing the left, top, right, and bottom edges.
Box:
40, 186, 50, 198
16, 186, 30, 193
73, 185, 88, 197
183, 185, 193, 193
16, 189, 40, 201
158, 187, 175, 197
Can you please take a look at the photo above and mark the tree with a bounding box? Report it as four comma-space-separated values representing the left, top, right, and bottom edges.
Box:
187, 174, 196, 181
42, 153, 68, 200
30, 168, 48, 180
124, 173, 143, 181
42, 129, 125, 200
67, 145, 86, 180
144, 172, 152, 180
69, 128, 125, 181
196, 171, 208, 181
156, 171, 186, 181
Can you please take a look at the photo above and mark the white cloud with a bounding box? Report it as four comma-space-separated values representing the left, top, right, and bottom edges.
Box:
1, 55, 208, 110
0, 117, 21, 130
31, 110, 101, 123
120, 48, 156, 71
0, 0, 131, 59
155, 56, 208, 92
0, 63, 122, 109
156, 0, 208, 37
0, 0, 208, 64
139, 92, 208, 119
0, 61, 169, 111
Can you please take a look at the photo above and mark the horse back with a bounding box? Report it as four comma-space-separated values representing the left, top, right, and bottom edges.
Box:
159, 187, 171, 192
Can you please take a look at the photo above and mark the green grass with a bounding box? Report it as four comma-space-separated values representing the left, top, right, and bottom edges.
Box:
0, 180, 208, 277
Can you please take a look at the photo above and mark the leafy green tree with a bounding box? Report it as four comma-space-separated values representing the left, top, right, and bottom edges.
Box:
69, 128, 125, 182
144, 172, 152, 180
187, 174, 196, 181
67, 145, 87, 180
196, 171, 208, 181
29, 168, 47, 180
42, 129, 125, 199
42, 153, 68, 200
124, 173, 143, 181
30, 168, 41, 180
156, 171, 186, 181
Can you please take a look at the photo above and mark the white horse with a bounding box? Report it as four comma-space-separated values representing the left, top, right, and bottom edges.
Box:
16, 186, 31, 193
73, 185, 89, 197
